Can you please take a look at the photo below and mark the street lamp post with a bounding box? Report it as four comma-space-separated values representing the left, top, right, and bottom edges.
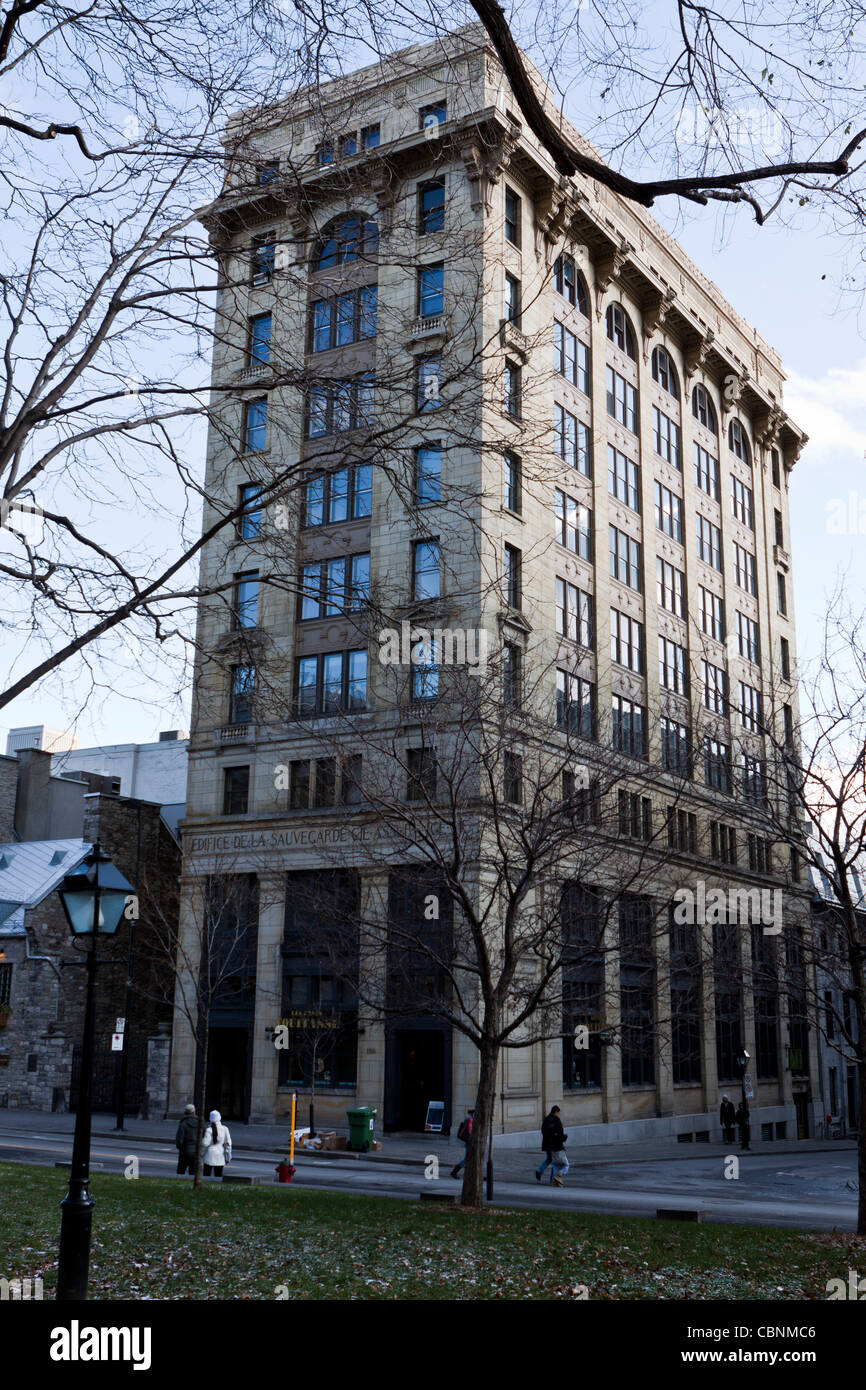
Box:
56, 842, 135, 1302
735, 1047, 752, 1152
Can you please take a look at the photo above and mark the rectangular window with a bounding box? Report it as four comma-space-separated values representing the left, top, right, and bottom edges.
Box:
733, 542, 758, 596
233, 570, 259, 629
244, 398, 268, 452
419, 101, 447, 130
407, 747, 437, 799
249, 313, 272, 365
608, 445, 640, 512
698, 587, 724, 643
309, 286, 377, 351
661, 717, 690, 776
341, 754, 363, 804
774, 509, 784, 547
620, 789, 652, 840
503, 642, 522, 707
416, 355, 442, 412
655, 481, 683, 542
505, 543, 522, 610
737, 611, 760, 665
505, 450, 522, 513
653, 407, 681, 469
238, 482, 263, 540
411, 636, 440, 701
606, 366, 637, 432
223, 766, 250, 815
777, 572, 788, 616
611, 694, 646, 758
739, 681, 763, 733
303, 463, 372, 526
317, 142, 334, 166
747, 833, 772, 874
556, 670, 595, 738
780, 637, 791, 681
417, 443, 442, 504
339, 132, 357, 158
694, 442, 720, 499
771, 449, 781, 488
732, 475, 755, 529
289, 760, 310, 810
295, 649, 368, 717
505, 273, 521, 327
0, 963, 11, 1008
659, 636, 689, 695
611, 609, 644, 673
414, 540, 440, 599
703, 737, 731, 793
362, 123, 380, 149
306, 377, 375, 436
555, 404, 591, 476
504, 751, 523, 805
299, 553, 370, 619
418, 180, 445, 234
710, 821, 737, 865
556, 578, 593, 647
505, 360, 521, 417
251, 234, 275, 284
609, 525, 642, 591
555, 490, 593, 559
554, 322, 590, 394
741, 753, 766, 805
554, 253, 577, 304
504, 186, 521, 245
657, 558, 686, 618
417, 262, 444, 317
667, 807, 697, 854
696, 515, 723, 571
702, 660, 728, 715
229, 664, 255, 725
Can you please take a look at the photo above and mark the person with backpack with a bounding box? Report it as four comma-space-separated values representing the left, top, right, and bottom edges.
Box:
536, 1105, 568, 1186
202, 1108, 232, 1177
174, 1103, 198, 1176
450, 1109, 475, 1179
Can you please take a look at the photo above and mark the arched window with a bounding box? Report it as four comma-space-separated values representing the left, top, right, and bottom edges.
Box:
651, 346, 680, 399
729, 418, 752, 465
554, 253, 589, 316
314, 213, 379, 271
692, 384, 718, 434
606, 302, 637, 360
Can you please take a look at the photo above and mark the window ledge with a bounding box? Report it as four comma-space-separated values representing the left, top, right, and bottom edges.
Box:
406, 314, 448, 351
499, 318, 529, 361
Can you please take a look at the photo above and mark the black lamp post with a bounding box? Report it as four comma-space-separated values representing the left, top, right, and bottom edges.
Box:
735, 1046, 752, 1152
56, 842, 134, 1301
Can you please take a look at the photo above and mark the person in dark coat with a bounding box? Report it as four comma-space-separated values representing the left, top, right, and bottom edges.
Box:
175, 1104, 197, 1175
719, 1095, 736, 1145
735, 1100, 751, 1152
535, 1105, 566, 1185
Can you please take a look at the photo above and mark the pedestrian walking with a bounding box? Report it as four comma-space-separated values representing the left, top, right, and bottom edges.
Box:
735, 1100, 751, 1152
536, 1105, 568, 1185
450, 1108, 475, 1179
175, 1103, 198, 1175
202, 1109, 232, 1177
719, 1094, 736, 1145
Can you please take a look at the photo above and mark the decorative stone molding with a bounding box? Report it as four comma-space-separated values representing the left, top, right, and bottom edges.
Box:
592, 238, 632, 318
754, 404, 786, 450
683, 330, 715, 384
533, 179, 581, 265
641, 287, 677, 360
460, 130, 518, 214
370, 171, 399, 236
720, 369, 750, 420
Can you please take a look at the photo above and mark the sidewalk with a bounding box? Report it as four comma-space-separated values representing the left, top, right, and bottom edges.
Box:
0, 1105, 855, 1171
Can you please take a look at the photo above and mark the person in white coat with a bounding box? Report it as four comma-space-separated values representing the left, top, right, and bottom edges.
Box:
202, 1109, 232, 1177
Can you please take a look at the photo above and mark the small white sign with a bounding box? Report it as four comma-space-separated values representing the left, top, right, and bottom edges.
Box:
111, 1033, 124, 1052
115, 1017, 125, 1033
744, 1073, 755, 1100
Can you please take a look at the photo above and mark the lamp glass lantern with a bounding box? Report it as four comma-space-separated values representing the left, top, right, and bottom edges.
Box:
57, 846, 134, 937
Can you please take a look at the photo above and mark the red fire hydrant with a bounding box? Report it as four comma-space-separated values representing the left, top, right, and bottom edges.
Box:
276, 1162, 296, 1184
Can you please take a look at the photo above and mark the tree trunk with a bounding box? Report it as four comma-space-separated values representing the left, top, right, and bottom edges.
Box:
460, 1040, 499, 1209
857, 1055, 866, 1236
193, 1026, 209, 1191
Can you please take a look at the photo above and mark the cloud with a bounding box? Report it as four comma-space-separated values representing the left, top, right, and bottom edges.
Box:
786, 361, 866, 462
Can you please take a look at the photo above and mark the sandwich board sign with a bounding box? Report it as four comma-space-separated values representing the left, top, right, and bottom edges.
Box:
425, 1101, 445, 1132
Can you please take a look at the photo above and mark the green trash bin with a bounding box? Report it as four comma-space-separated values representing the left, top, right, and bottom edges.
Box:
347, 1105, 377, 1152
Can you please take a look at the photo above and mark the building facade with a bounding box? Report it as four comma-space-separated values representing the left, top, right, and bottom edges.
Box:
170, 25, 819, 1142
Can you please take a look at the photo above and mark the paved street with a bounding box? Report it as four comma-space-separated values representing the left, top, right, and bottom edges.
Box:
0, 1109, 858, 1230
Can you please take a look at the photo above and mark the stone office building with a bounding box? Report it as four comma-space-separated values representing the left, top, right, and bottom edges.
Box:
169, 25, 819, 1142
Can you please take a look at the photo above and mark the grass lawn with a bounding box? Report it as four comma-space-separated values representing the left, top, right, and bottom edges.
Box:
2, 1161, 863, 1300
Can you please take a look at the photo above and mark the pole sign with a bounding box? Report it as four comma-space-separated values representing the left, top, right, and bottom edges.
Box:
744, 1073, 755, 1100
110, 1033, 124, 1052
115, 1018, 125, 1033
425, 1100, 445, 1132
